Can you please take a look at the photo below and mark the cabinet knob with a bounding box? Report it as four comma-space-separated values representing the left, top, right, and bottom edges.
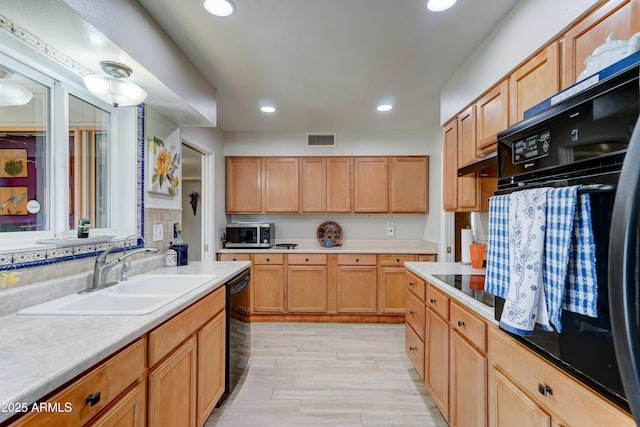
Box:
85, 392, 101, 407
409, 310, 415, 315
409, 346, 417, 351
430, 298, 437, 304
396, 258, 400, 263
537, 383, 553, 397
232, 258, 237, 261
305, 258, 309, 262
409, 282, 415, 287
457, 320, 465, 327
355, 258, 360, 262
266, 258, 270, 262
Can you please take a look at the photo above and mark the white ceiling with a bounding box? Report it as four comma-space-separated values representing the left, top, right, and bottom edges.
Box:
136, 0, 521, 133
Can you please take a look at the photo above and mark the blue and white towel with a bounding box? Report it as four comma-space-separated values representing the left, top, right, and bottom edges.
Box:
500, 188, 552, 335
484, 194, 510, 299
565, 193, 598, 318
543, 186, 579, 331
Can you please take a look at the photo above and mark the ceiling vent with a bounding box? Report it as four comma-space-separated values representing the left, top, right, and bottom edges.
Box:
307, 133, 336, 147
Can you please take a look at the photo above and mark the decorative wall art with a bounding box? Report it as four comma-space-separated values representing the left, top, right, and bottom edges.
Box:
189, 191, 199, 216
0, 186, 28, 215
148, 136, 180, 196
0, 149, 28, 178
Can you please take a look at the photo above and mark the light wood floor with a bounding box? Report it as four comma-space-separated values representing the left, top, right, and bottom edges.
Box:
206, 322, 448, 426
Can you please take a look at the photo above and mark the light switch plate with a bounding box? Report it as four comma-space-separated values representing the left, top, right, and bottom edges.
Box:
153, 224, 163, 241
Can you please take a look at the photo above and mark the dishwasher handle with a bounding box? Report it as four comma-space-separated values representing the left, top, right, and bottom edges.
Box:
228, 269, 250, 295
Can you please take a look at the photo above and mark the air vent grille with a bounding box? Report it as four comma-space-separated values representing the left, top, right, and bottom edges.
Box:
307, 133, 336, 147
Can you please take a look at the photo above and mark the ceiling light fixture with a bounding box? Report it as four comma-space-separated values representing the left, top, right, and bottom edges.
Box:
82, 61, 147, 108
203, 0, 236, 16
425, 0, 457, 12
0, 71, 33, 106
377, 104, 393, 112
260, 106, 276, 113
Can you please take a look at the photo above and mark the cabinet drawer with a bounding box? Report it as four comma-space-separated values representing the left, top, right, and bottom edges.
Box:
406, 271, 426, 301
426, 284, 450, 320
406, 289, 426, 341
148, 287, 225, 367
287, 253, 327, 265
253, 253, 283, 265
337, 254, 377, 265
218, 253, 251, 261
379, 254, 416, 266
489, 327, 635, 427
417, 254, 437, 262
450, 301, 487, 353
15, 338, 146, 427
405, 324, 425, 381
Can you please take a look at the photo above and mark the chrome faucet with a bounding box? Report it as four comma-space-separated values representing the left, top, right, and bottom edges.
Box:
90, 245, 159, 291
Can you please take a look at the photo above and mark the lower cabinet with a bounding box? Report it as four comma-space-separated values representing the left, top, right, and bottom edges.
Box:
378, 255, 417, 314
197, 311, 226, 426
336, 254, 378, 313
287, 254, 328, 313
87, 381, 146, 427
252, 254, 285, 313
425, 304, 450, 421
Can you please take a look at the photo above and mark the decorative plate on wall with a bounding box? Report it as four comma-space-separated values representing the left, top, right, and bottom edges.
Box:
316, 221, 343, 247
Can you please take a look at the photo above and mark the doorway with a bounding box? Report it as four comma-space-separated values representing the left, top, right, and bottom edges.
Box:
181, 143, 203, 261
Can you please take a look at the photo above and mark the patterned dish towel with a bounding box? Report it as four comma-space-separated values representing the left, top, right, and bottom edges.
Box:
500, 188, 552, 335
565, 193, 598, 318
485, 194, 510, 298
543, 186, 579, 332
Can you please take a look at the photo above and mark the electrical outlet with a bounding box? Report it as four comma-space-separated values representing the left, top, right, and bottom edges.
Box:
387, 225, 395, 237
153, 224, 163, 241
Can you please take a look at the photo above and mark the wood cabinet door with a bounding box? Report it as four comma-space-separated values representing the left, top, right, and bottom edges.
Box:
327, 157, 352, 212
476, 80, 508, 156
509, 43, 559, 125
301, 158, 327, 212
287, 266, 328, 312
336, 266, 377, 313
353, 157, 389, 212
406, 323, 425, 381
457, 105, 477, 167
148, 337, 197, 427
443, 119, 458, 211
252, 265, 285, 313
390, 156, 428, 213
264, 157, 299, 212
88, 381, 146, 427
488, 368, 551, 427
197, 311, 226, 427
450, 331, 487, 427
226, 157, 262, 213
458, 173, 480, 211
426, 308, 450, 422
561, 0, 640, 88
379, 266, 408, 314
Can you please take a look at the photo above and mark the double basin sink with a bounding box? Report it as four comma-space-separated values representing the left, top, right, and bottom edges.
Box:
18, 274, 217, 316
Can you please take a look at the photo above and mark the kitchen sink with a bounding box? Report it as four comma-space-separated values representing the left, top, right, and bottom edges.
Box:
17, 274, 217, 316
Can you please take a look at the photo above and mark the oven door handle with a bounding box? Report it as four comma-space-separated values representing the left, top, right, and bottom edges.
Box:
610, 111, 640, 421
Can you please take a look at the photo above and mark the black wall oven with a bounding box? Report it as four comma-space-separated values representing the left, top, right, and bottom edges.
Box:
494, 65, 639, 411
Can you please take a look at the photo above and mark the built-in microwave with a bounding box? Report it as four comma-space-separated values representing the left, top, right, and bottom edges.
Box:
225, 223, 274, 248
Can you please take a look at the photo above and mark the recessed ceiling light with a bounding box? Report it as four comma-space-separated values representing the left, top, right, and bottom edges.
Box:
425, 0, 457, 12
377, 104, 393, 112
260, 106, 276, 113
203, 0, 235, 16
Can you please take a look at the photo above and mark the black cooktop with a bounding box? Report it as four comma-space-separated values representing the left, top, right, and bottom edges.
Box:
432, 274, 495, 308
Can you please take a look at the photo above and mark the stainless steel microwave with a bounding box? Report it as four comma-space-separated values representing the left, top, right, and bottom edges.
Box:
225, 223, 274, 248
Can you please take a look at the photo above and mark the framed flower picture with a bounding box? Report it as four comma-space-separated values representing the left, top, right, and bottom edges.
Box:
148, 136, 180, 196
0, 149, 28, 178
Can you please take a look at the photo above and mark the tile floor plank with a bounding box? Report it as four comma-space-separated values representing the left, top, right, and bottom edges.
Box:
206, 322, 447, 427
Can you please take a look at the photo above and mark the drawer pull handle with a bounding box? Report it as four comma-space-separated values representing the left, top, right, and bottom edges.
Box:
457, 320, 465, 327
409, 282, 415, 287
409, 346, 417, 351
85, 392, 101, 407
430, 298, 437, 304
409, 310, 415, 315
537, 383, 553, 397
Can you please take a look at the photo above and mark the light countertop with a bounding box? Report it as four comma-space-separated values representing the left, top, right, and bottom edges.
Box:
0, 261, 250, 423
404, 262, 496, 323
219, 239, 438, 254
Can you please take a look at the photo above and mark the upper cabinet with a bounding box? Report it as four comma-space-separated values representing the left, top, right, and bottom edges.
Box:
443, 120, 458, 211
264, 157, 300, 213
226, 157, 262, 213
457, 105, 477, 168
476, 80, 509, 156
561, 0, 640, 89
390, 157, 429, 213
227, 156, 428, 214
509, 43, 560, 124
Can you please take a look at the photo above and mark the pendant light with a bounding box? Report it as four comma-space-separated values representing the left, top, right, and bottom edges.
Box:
82, 61, 147, 107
